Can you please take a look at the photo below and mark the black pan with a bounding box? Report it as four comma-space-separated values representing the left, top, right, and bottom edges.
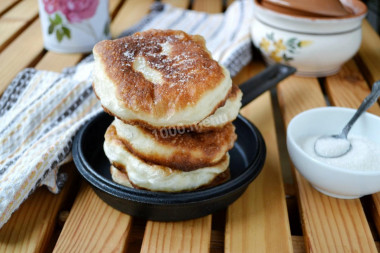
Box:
72, 64, 296, 221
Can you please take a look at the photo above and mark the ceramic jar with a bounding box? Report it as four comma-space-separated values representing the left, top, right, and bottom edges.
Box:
251, 0, 367, 77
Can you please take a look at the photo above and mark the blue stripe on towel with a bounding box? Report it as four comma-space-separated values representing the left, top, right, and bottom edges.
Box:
189, 13, 209, 34
230, 0, 245, 41
167, 9, 187, 29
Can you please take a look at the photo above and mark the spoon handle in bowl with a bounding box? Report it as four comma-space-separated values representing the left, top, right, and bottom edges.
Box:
341, 80, 380, 138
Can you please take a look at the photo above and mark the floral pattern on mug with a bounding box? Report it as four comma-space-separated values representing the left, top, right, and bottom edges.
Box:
260, 33, 312, 63
42, 0, 108, 43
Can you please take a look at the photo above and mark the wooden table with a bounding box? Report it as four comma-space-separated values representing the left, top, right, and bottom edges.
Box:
1, 0, 380, 252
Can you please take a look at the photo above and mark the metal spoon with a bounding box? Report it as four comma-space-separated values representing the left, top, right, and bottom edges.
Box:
314, 80, 380, 158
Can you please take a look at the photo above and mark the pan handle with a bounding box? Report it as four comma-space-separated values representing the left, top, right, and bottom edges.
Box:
240, 64, 296, 108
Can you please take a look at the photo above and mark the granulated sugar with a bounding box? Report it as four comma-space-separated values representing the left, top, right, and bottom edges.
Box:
314, 136, 351, 158
302, 135, 380, 171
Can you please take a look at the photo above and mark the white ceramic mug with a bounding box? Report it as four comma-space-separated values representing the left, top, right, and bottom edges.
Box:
38, 0, 110, 53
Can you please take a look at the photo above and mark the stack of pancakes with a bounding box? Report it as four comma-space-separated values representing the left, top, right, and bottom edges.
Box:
92, 29, 242, 192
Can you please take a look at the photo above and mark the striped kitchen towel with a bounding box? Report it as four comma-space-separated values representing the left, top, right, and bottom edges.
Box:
0, 0, 255, 228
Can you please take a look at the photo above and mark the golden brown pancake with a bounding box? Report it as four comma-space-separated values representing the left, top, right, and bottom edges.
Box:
93, 29, 233, 128
110, 165, 231, 192
111, 119, 237, 171
197, 84, 242, 131
101, 84, 242, 132
104, 125, 231, 192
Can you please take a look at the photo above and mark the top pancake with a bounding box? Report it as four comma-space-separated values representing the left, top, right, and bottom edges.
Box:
93, 29, 232, 128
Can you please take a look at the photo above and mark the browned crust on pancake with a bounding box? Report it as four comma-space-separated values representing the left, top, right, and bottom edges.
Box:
194, 84, 241, 132
197, 167, 231, 190
104, 85, 232, 131
98, 84, 241, 132
105, 125, 181, 174
111, 164, 231, 192
93, 29, 227, 118
106, 123, 237, 171
110, 165, 134, 188
228, 83, 240, 100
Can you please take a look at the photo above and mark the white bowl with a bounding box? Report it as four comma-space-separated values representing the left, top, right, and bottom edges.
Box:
250, 0, 367, 77
287, 107, 380, 199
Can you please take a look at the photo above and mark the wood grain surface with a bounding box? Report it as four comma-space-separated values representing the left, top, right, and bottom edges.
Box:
0, 165, 77, 253
225, 62, 293, 253
0, 0, 380, 252
325, 58, 380, 251
53, 183, 132, 253
192, 0, 224, 13
110, 0, 154, 38
0, 2, 128, 252
0, 0, 20, 16
141, 216, 212, 253
51, 0, 153, 251
358, 21, 380, 84
278, 75, 378, 252
0, 0, 38, 52
0, 19, 43, 94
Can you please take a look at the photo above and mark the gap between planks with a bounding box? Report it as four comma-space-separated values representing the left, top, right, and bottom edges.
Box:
324, 59, 380, 243
52, 0, 155, 252
357, 20, 380, 84
0, 1, 131, 253
0, 19, 44, 95
225, 62, 293, 253
0, 0, 39, 52
0, 164, 79, 253
0, 0, 21, 17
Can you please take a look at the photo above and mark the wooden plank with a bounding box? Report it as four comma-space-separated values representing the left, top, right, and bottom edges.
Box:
141, 217, 212, 253
325, 59, 380, 242
325, 59, 380, 115
0, 0, 122, 250
0, 0, 126, 250
277, 77, 325, 119
0, 19, 43, 95
292, 236, 306, 253
109, 0, 124, 17
226, 0, 235, 7
225, 62, 293, 253
277, 76, 378, 252
293, 235, 380, 253
0, 0, 133, 251
0, 165, 78, 253
53, 183, 132, 253
53, 1, 155, 251
35, 52, 83, 72
0, 0, 20, 16
0, 0, 39, 52
192, 0, 223, 13
357, 20, 380, 84
162, 0, 190, 9
110, 0, 154, 38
